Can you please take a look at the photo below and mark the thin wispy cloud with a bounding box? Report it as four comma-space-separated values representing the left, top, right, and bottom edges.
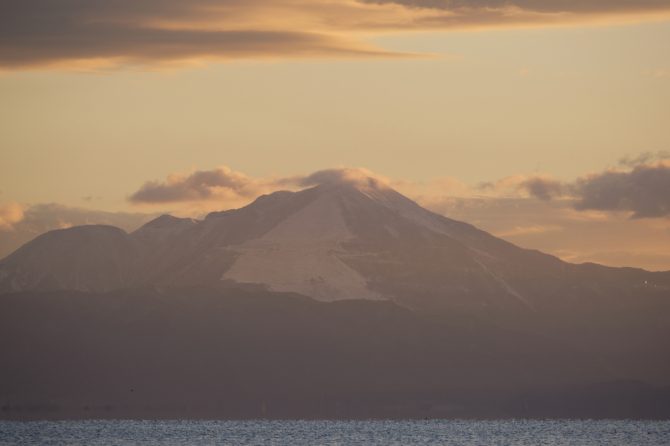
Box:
619, 150, 670, 167
2, 0, 669, 69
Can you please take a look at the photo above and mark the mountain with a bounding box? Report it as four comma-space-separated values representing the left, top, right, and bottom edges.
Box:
1, 175, 668, 311
0, 225, 138, 293
1, 174, 669, 419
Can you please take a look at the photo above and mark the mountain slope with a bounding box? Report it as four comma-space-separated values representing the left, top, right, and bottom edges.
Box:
0, 175, 668, 311
0, 225, 138, 293
1, 175, 669, 420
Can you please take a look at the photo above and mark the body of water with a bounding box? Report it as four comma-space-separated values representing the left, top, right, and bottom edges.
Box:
1, 419, 669, 445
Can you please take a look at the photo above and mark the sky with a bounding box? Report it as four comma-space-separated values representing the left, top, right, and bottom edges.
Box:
1, 0, 670, 270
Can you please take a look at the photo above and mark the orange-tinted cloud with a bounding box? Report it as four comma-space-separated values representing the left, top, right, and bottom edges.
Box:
129, 166, 262, 204
0, 1, 401, 70
0, 202, 24, 231
129, 160, 670, 221
127, 166, 391, 210
2, 0, 670, 69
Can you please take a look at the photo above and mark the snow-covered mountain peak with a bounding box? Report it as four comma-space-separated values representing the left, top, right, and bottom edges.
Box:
2, 176, 667, 309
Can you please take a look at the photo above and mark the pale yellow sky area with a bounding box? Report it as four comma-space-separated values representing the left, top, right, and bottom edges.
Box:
0, 2, 669, 270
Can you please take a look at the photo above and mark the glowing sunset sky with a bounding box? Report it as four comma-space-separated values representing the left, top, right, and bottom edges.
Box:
1, 0, 669, 269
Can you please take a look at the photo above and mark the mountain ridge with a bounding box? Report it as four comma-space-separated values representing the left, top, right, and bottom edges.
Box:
1, 176, 669, 420
0, 178, 668, 311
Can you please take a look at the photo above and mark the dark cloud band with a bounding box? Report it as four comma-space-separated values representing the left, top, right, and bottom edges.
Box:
517, 161, 670, 218
0, 26, 384, 68
2, 0, 669, 69
363, 0, 670, 14
574, 163, 670, 218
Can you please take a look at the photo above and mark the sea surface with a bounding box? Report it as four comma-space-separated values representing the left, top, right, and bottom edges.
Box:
1, 419, 669, 445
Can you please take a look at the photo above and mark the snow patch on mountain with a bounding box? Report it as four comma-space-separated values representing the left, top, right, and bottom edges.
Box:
222, 186, 382, 301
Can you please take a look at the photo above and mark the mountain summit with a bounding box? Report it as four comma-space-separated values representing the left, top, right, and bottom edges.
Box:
2, 172, 670, 420
1, 174, 668, 311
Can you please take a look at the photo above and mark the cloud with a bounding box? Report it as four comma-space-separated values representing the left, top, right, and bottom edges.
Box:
122, 158, 670, 271
470, 154, 670, 218
357, 0, 670, 31
2, 0, 670, 70
0, 0, 400, 70
131, 157, 670, 222
0, 202, 25, 231
417, 194, 670, 271
477, 174, 566, 200
129, 166, 263, 204
619, 150, 670, 167
129, 166, 395, 207
364, 0, 670, 14
299, 168, 390, 189
6, 162, 670, 270
573, 161, 670, 218
519, 177, 565, 201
